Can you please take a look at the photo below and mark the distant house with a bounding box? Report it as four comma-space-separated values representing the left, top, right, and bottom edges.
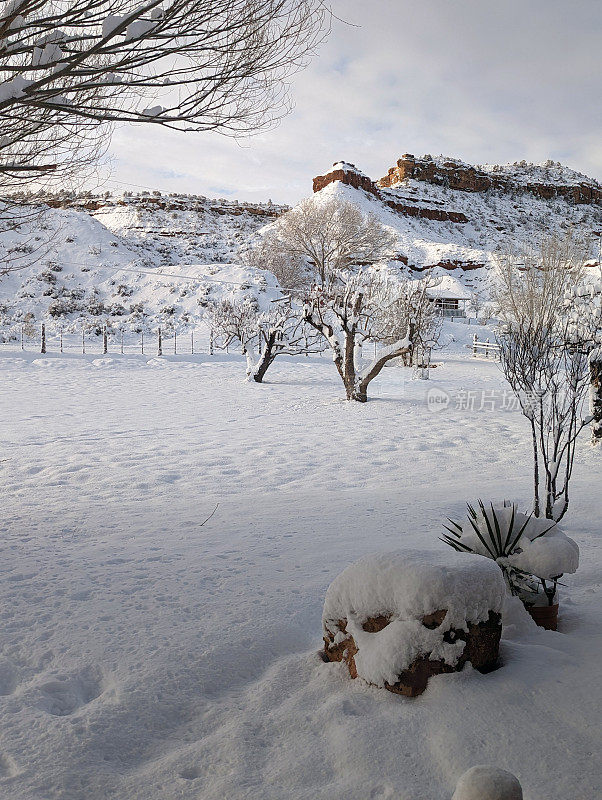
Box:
426, 275, 472, 317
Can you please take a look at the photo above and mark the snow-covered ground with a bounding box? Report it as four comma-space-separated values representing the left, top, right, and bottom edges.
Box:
1, 323, 600, 800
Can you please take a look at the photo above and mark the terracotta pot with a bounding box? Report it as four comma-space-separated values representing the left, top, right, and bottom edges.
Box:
526, 602, 558, 631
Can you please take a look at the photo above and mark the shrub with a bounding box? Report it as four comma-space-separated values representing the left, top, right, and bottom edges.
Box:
441, 500, 579, 605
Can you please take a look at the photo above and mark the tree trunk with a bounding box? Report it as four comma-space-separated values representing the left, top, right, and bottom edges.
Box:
591, 353, 602, 445
252, 348, 274, 383
248, 331, 280, 383
345, 382, 368, 403
530, 419, 540, 517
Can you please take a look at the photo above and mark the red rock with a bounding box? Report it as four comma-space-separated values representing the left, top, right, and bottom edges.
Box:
313, 166, 378, 196
323, 610, 502, 698
378, 154, 602, 204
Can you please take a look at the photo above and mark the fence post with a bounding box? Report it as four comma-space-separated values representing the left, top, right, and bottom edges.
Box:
174, 330, 177, 355
120, 330, 124, 355
103, 325, 108, 355
82, 327, 85, 354
60, 330, 63, 353
41, 323, 46, 354
191, 330, 194, 355
209, 328, 214, 356
20, 325, 24, 351
158, 327, 162, 356
141, 330, 144, 355
485, 338, 490, 358
473, 334, 478, 357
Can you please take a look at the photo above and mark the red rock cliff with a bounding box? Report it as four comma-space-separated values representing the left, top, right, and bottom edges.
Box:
378, 154, 602, 204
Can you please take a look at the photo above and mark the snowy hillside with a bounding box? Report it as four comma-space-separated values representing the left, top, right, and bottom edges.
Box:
1, 156, 601, 337
0, 195, 287, 338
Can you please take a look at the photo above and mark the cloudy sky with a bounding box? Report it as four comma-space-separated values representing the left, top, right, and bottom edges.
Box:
102, 0, 602, 204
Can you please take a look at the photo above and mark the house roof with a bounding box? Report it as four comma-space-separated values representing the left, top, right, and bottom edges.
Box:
425, 274, 472, 300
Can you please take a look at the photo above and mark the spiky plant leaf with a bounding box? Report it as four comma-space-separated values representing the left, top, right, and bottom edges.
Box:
443, 520, 463, 539
503, 503, 517, 551
506, 510, 536, 554
530, 522, 557, 541
466, 514, 497, 559
490, 501, 505, 555
440, 535, 474, 553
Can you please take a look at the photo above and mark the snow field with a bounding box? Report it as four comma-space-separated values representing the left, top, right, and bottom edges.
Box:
0, 332, 600, 800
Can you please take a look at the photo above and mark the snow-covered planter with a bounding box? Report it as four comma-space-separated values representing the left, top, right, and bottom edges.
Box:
452, 766, 523, 800
441, 501, 579, 630
322, 551, 505, 697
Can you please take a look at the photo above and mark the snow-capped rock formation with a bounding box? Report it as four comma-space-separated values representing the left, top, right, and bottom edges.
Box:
379, 153, 602, 204
307, 155, 602, 300
1, 153, 600, 337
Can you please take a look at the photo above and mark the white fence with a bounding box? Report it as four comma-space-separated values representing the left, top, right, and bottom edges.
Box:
469, 333, 501, 360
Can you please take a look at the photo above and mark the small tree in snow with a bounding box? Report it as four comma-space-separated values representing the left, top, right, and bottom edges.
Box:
302, 270, 417, 402
494, 236, 602, 520
591, 348, 602, 445
271, 197, 398, 286
372, 276, 442, 366
207, 297, 317, 383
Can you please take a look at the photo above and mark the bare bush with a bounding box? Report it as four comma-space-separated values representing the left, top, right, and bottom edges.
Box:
206, 297, 318, 383
494, 235, 602, 519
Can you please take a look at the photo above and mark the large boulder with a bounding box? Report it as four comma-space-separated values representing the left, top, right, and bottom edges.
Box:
322, 551, 505, 697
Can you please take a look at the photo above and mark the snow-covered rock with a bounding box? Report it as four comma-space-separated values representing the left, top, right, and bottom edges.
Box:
452, 765, 523, 800
322, 550, 505, 696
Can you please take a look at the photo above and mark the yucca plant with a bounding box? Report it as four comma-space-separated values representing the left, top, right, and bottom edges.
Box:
441, 500, 558, 600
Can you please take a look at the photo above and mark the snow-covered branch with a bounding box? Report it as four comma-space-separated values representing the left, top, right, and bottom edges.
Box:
0, 0, 330, 189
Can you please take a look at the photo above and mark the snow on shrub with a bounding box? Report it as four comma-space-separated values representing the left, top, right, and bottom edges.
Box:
441, 500, 579, 603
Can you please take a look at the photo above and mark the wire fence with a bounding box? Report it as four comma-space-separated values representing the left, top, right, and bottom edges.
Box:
0, 322, 217, 357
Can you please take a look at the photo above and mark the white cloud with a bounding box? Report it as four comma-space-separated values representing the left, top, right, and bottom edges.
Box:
101, 0, 602, 204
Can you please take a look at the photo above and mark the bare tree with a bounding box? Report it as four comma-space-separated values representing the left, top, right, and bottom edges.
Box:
494, 236, 602, 520
373, 276, 442, 366
302, 270, 416, 402
492, 234, 585, 328
467, 290, 487, 322
0, 0, 330, 189
261, 196, 419, 401
271, 197, 398, 286
241, 231, 311, 292
207, 297, 318, 383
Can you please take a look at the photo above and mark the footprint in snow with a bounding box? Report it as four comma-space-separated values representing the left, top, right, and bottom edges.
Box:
0, 660, 19, 696
0, 754, 19, 778
36, 666, 105, 717
178, 767, 200, 781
